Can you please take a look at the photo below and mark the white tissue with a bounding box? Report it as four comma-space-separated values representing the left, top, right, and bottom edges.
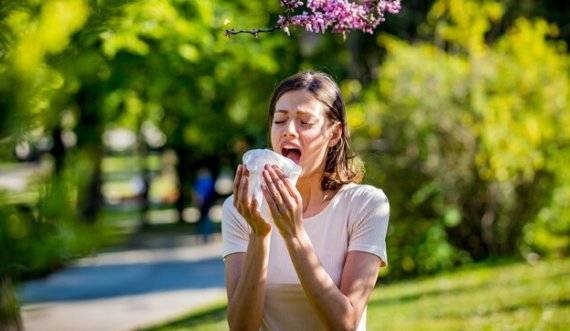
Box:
242, 149, 302, 222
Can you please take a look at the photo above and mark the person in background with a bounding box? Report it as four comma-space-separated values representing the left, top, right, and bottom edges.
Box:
222, 71, 390, 330
192, 167, 216, 242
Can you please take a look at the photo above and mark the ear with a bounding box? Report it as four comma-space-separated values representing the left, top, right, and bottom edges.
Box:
328, 122, 342, 147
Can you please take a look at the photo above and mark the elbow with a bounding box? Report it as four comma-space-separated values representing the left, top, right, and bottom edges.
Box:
227, 312, 260, 331
328, 323, 357, 331
328, 312, 360, 331
227, 318, 249, 331
338, 320, 359, 331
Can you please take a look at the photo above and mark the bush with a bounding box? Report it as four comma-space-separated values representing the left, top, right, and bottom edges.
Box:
351, 0, 570, 278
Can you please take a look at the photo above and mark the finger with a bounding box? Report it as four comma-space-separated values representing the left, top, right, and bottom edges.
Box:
262, 183, 282, 218
272, 165, 302, 205
233, 165, 243, 208
267, 169, 294, 213
263, 169, 292, 219
269, 166, 297, 209
250, 197, 272, 234
237, 175, 250, 216
271, 165, 289, 182
263, 168, 284, 206
239, 166, 251, 210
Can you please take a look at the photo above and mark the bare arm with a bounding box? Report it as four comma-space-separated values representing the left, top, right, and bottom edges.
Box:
225, 165, 272, 330
225, 235, 270, 331
285, 236, 380, 330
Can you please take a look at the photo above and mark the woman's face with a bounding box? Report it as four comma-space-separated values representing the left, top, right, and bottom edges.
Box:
271, 89, 340, 179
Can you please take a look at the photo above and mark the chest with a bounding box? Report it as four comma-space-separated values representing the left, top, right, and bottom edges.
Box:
266, 204, 351, 286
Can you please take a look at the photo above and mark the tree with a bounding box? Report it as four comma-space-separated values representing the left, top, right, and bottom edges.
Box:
1, 1, 93, 329
93, 0, 302, 223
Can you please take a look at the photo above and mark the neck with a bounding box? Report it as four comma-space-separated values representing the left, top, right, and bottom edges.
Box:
296, 175, 326, 214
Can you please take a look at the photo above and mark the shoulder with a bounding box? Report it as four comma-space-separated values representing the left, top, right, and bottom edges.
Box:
222, 195, 240, 222
221, 195, 251, 233
339, 183, 388, 204
222, 195, 235, 210
338, 183, 389, 222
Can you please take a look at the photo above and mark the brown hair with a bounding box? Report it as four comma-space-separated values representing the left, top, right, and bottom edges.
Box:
267, 71, 364, 191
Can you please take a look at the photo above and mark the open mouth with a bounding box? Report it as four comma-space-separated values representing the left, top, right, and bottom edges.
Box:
282, 147, 301, 164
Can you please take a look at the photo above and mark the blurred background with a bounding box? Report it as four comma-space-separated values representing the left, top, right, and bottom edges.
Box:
1, 0, 569, 330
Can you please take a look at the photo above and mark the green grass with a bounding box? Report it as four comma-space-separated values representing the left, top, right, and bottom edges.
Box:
368, 258, 570, 331
145, 258, 570, 331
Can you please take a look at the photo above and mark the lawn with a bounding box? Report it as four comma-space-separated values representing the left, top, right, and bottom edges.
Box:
144, 258, 570, 331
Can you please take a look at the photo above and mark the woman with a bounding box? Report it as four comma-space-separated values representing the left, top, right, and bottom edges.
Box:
222, 71, 389, 330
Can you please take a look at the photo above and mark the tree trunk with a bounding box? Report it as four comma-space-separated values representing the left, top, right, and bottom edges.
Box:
79, 144, 103, 223
138, 134, 151, 228
174, 146, 191, 224
0, 277, 23, 331
75, 87, 104, 224
51, 126, 66, 176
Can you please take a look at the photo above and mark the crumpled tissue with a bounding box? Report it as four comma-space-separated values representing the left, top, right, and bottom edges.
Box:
242, 149, 302, 222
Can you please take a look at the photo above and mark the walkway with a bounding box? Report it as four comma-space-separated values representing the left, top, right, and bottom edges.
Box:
17, 234, 227, 331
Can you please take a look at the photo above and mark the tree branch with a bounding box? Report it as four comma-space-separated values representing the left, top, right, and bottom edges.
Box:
224, 26, 281, 38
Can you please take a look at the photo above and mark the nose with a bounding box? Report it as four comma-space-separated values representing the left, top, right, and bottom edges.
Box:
282, 120, 298, 138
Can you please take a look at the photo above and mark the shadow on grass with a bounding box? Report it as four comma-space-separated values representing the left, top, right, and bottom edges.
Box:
367, 284, 478, 307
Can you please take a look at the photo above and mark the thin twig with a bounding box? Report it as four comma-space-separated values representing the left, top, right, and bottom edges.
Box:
224, 26, 281, 38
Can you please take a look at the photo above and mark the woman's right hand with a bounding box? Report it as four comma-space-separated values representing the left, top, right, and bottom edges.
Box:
233, 164, 272, 237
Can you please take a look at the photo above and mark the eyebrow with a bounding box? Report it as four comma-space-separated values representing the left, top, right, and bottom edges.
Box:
274, 109, 313, 116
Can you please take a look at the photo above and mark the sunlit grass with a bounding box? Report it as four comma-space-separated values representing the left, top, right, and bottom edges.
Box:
145, 258, 570, 331
368, 258, 570, 330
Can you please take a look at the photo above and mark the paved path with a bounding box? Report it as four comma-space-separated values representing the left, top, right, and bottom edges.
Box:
17, 236, 227, 331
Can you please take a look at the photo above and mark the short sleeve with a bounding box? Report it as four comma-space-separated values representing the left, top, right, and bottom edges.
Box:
347, 186, 390, 266
221, 196, 251, 258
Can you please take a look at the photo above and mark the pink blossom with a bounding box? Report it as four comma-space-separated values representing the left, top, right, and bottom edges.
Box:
278, 0, 401, 35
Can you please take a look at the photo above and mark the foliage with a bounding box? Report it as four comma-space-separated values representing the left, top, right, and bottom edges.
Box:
0, 182, 114, 281
0, 0, 302, 284
0, 0, 89, 141
96, 0, 289, 154
352, 0, 570, 277
85, 0, 306, 229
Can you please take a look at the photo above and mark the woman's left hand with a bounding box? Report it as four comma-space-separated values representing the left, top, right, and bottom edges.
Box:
261, 164, 304, 238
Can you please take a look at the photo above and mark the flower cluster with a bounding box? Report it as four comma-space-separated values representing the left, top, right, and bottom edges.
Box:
224, 0, 401, 37
277, 0, 401, 36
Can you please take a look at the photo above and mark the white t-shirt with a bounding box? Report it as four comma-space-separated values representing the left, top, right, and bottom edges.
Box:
222, 183, 390, 331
